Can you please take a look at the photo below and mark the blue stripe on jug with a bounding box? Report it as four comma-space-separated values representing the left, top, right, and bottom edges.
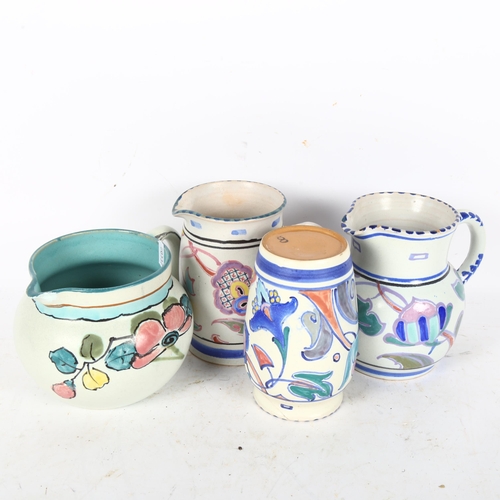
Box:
255, 253, 352, 287
355, 362, 433, 379
190, 337, 244, 359
352, 263, 449, 284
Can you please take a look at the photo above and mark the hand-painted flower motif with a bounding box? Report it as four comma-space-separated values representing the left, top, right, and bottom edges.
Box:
384, 298, 454, 350
212, 261, 253, 315
49, 294, 192, 400
246, 280, 341, 402
359, 282, 456, 352
52, 380, 76, 399
132, 296, 192, 368
249, 290, 298, 349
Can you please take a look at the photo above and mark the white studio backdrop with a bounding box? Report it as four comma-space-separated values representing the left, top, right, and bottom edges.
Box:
1, 2, 499, 499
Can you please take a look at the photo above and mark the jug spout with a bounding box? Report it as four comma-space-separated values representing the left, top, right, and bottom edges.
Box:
171, 180, 286, 366
26, 275, 42, 298
173, 180, 286, 219
172, 180, 286, 241
14, 227, 194, 409
24, 229, 176, 321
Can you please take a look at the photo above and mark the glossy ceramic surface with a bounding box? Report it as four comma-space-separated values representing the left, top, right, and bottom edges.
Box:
173, 180, 286, 365
342, 192, 485, 379
244, 225, 358, 421
14, 228, 193, 409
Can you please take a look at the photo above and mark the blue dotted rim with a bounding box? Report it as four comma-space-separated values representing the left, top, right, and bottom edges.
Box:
341, 192, 461, 236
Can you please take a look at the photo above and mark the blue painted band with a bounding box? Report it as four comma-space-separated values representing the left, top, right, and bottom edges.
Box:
355, 362, 433, 378
353, 263, 448, 284
190, 337, 244, 359
349, 231, 452, 241
255, 253, 352, 284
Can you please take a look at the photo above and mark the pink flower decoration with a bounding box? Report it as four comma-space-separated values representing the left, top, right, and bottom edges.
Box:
132, 302, 192, 369
52, 380, 76, 399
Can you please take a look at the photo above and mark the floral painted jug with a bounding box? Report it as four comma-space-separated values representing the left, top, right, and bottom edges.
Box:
14, 228, 193, 409
172, 180, 286, 365
342, 192, 485, 380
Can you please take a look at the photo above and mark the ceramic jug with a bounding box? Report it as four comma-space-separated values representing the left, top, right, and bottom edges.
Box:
172, 180, 286, 365
14, 228, 193, 409
341, 192, 485, 380
244, 224, 358, 421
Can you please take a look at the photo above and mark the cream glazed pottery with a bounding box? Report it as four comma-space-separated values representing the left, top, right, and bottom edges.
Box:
14, 228, 193, 409
342, 192, 485, 380
172, 180, 286, 366
244, 225, 358, 421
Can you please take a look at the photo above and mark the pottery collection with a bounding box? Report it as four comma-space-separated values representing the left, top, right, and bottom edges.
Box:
14, 182, 485, 420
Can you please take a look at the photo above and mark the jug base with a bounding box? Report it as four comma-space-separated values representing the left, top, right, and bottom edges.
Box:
355, 360, 435, 380
252, 387, 343, 421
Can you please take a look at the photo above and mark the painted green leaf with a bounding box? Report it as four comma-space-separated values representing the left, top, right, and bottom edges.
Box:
161, 281, 177, 311
358, 298, 384, 336
338, 336, 358, 391
378, 352, 434, 369
453, 280, 466, 301
49, 347, 78, 374
180, 294, 193, 317
183, 268, 196, 296
272, 326, 290, 366
162, 296, 179, 311
157, 345, 185, 361
105, 342, 137, 371
442, 304, 453, 330
288, 371, 333, 401
80, 334, 104, 360
384, 336, 413, 347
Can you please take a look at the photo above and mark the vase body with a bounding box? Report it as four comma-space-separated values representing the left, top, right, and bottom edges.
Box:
14, 228, 193, 409
244, 225, 358, 421
173, 180, 286, 366
342, 192, 485, 380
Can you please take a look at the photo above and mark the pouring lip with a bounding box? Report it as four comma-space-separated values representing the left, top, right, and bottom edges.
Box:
341, 191, 461, 237
26, 228, 171, 298
171, 179, 287, 222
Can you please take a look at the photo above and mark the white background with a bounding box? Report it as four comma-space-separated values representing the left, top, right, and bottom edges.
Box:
1, 1, 499, 499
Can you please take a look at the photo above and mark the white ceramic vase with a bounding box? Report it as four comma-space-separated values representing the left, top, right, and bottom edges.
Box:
244, 225, 358, 421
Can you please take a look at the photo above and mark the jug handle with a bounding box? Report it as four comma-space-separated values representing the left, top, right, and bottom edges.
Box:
149, 225, 181, 281
456, 211, 486, 284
